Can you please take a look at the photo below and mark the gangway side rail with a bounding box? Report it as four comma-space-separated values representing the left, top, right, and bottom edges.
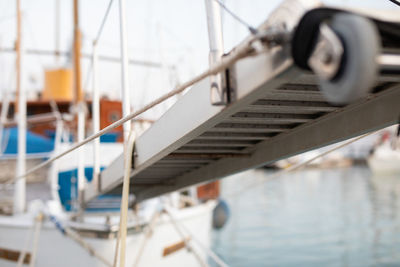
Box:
136, 84, 400, 201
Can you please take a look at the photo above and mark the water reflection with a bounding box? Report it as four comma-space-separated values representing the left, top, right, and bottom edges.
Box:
212, 167, 400, 266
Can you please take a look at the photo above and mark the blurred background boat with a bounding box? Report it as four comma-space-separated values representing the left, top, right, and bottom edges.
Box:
368, 126, 400, 174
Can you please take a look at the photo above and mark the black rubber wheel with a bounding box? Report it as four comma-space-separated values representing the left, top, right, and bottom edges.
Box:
318, 13, 381, 105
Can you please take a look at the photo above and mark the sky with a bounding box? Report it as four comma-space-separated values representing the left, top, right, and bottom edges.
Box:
0, 0, 395, 119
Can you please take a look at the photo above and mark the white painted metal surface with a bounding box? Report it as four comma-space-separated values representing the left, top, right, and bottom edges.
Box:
14, 0, 26, 214
0, 202, 215, 267
77, 105, 86, 204
50, 120, 63, 203
118, 0, 131, 143
92, 42, 100, 188
204, 0, 225, 105
0, 90, 10, 155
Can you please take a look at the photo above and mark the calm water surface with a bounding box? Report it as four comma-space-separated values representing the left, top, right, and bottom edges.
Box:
212, 166, 400, 267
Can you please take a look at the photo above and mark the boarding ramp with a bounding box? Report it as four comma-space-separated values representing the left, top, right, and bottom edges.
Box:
85, 0, 400, 203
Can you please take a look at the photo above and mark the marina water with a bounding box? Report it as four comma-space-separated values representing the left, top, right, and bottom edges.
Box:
212, 166, 400, 266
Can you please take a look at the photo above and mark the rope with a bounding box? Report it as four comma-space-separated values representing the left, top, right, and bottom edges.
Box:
132, 211, 160, 267
163, 207, 209, 267
113, 131, 136, 267
17, 220, 35, 267
16, 213, 44, 267
82, 0, 115, 93
164, 206, 229, 267
94, 0, 115, 44
49, 215, 113, 267
29, 213, 44, 267
212, 0, 257, 34
65, 227, 113, 267
226, 131, 376, 198
7, 31, 261, 185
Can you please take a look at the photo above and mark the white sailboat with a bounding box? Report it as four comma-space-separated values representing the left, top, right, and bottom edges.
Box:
368, 127, 400, 174
0, 0, 227, 266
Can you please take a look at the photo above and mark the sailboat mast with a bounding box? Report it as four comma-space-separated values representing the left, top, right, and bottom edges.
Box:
14, 0, 27, 214
119, 0, 131, 143
73, 0, 85, 209
204, 0, 225, 105
92, 42, 100, 189
73, 0, 82, 103
55, 0, 60, 63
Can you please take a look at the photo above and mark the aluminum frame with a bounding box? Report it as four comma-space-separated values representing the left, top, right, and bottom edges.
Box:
84, 0, 400, 203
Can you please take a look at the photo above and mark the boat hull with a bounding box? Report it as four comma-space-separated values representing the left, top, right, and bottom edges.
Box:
0, 202, 214, 267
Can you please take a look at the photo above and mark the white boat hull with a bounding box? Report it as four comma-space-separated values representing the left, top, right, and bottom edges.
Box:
368, 156, 400, 174
0, 202, 215, 267
368, 143, 400, 174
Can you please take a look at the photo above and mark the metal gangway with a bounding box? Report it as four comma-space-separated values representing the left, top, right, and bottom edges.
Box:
83, 0, 400, 203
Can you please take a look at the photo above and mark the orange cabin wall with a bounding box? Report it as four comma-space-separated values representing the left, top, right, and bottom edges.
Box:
100, 99, 123, 142
197, 181, 220, 201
